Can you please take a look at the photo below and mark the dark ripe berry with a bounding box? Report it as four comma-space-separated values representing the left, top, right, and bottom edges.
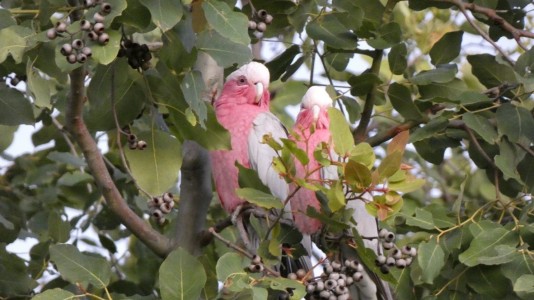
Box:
264, 14, 273, 24
256, 21, 267, 32
94, 12, 105, 23
151, 208, 163, 219
128, 57, 140, 69
248, 20, 257, 30
352, 272, 363, 282
87, 31, 98, 41
100, 2, 112, 15
251, 254, 261, 265
76, 53, 88, 63
80, 20, 92, 31
257, 9, 268, 20
67, 54, 77, 64
93, 22, 105, 33
60, 43, 73, 56
380, 264, 390, 274
55, 21, 67, 33
122, 39, 133, 47
81, 47, 92, 57
136, 140, 147, 150
72, 39, 84, 49
46, 28, 57, 39
98, 33, 110, 45
117, 48, 126, 57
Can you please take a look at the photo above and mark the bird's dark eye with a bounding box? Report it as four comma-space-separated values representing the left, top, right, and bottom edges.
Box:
237, 76, 247, 85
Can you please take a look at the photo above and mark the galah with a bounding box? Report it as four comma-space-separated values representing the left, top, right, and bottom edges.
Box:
292, 86, 392, 299
210, 62, 308, 263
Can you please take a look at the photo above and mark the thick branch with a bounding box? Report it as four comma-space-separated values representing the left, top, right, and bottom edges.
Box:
366, 120, 421, 147
66, 68, 173, 258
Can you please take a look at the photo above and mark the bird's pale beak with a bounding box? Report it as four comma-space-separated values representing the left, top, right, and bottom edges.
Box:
312, 105, 320, 122
255, 82, 264, 103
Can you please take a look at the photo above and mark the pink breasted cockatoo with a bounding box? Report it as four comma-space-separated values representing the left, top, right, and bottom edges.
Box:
210, 62, 311, 272
292, 86, 392, 299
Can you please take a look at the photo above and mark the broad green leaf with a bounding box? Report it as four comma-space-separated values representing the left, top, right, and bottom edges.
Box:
463, 112, 499, 144
409, 117, 448, 143
306, 13, 358, 50
125, 130, 182, 195
477, 244, 518, 265
0, 84, 34, 125
496, 103, 534, 143
410, 64, 458, 85
405, 208, 435, 230
366, 22, 402, 50
349, 142, 375, 168
326, 181, 345, 212
388, 176, 425, 193
196, 30, 252, 68
236, 188, 284, 209
26, 60, 52, 109
377, 151, 402, 180
340, 96, 361, 123
48, 211, 71, 243
417, 238, 445, 284
349, 73, 382, 96
49, 244, 111, 288
139, 0, 183, 32
515, 47, 534, 77
0, 25, 34, 63
57, 171, 93, 186
202, 0, 250, 46
467, 54, 518, 88
281, 138, 309, 166
0, 125, 16, 152
181, 70, 207, 127
0, 247, 37, 295
418, 78, 467, 101
160, 248, 206, 300
387, 83, 423, 121
345, 159, 372, 190
216, 252, 246, 282
267, 277, 306, 299
266, 45, 301, 81
494, 138, 522, 182
90, 30, 121, 65
46, 151, 87, 168
328, 107, 354, 156
459, 227, 518, 267
466, 266, 512, 298
514, 274, 534, 297
0, 10, 16, 30
32, 288, 75, 300
237, 163, 270, 193
429, 31, 463, 65
502, 251, 534, 283
388, 42, 407, 75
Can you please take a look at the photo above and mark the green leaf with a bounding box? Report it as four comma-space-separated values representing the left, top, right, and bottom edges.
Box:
139, 0, 183, 32
349, 73, 382, 96
48, 211, 71, 243
0, 25, 34, 64
388, 176, 425, 193
159, 248, 207, 300
196, 30, 252, 68
409, 117, 448, 143
0, 125, 16, 152
49, 244, 111, 288
267, 277, 306, 299
306, 13, 358, 50
202, 0, 250, 46
26, 60, 52, 109
417, 238, 445, 284
237, 163, 270, 193
466, 266, 512, 298
463, 112, 499, 144
0, 10, 16, 30
125, 130, 182, 195
216, 252, 246, 282
387, 83, 423, 121
236, 188, 284, 209
265, 45, 301, 81
410, 64, 458, 85
46, 151, 87, 168
367, 22, 402, 50
477, 244, 518, 265
32, 288, 75, 300
429, 31, 463, 65
377, 151, 402, 180
496, 103, 534, 143
0, 247, 36, 295
90, 30, 121, 65
281, 138, 309, 166
345, 159, 372, 190
459, 227, 518, 267
494, 138, 522, 182
349, 142, 375, 168
405, 208, 435, 230
326, 181, 345, 212
0, 84, 34, 125
388, 42, 407, 75
181, 70, 207, 127
328, 107, 354, 156
514, 274, 534, 296
467, 54, 518, 88
418, 78, 467, 101
57, 171, 93, 186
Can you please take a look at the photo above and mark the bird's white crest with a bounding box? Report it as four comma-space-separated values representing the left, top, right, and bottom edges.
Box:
226, 61, 270, 89
301, 86, 333, 109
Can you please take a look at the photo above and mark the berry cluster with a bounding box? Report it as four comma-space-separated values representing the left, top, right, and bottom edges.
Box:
148, 192, 174, 225
247, 255, 265, 273
118, 38, 152, 71
375, 229, 417, 274
304, 260, 365, 300
125, 131, 147, 150
46, 1, 112, 64
248, 9, 273, 33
